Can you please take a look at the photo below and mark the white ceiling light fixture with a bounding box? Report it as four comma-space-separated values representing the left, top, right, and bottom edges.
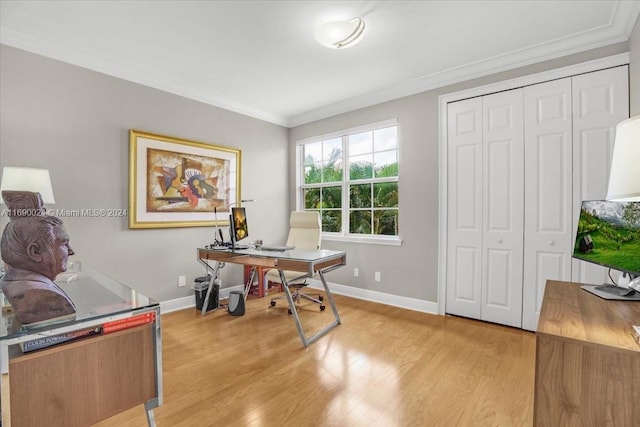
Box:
315, 17, 365, 49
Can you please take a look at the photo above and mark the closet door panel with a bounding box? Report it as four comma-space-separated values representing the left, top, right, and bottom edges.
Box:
522, 78, 573, 331
481, 89, 524, 328
571, 66, 629, 285
446, 98, 483, 319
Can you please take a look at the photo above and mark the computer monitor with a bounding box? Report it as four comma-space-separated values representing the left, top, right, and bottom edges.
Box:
573, 200, 640, 291
230, 207, 249, 246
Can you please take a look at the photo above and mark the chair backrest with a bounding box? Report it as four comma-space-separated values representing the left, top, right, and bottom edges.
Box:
286, 211, 321, 250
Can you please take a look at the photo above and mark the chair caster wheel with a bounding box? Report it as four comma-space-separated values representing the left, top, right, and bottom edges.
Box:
319, 295, 324, 302
287, 308, 292, 315
320, 305, 326, 311
270, 301, 276, 307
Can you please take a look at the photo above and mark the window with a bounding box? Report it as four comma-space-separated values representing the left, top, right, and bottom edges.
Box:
298, 120, 399, 243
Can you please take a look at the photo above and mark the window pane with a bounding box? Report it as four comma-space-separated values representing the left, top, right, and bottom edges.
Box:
350, 183, 371, 208
374, 209, 398, 235
373, 182, 398, 207
322, 210, 341, 232
304, 141, 322, 164
349, 131, 372, 156
300, 123, 399, 238
304, 162, 322, 184
322, 186, 342, 208
323, 138, 342, 160
374, 151, 398, 178
322, 160, 343, 183
349, 155, 373, 180
374, 126, 398, 151
350, 210, 372, 234
304, 188, 320, 209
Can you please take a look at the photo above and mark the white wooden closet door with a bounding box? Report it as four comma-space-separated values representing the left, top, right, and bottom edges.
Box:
571, 66, 629, 285
522, 78, 573, 331
446, 97, 483, 319
481, 89, 524, 328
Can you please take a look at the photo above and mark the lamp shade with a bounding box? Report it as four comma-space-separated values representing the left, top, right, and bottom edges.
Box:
315, 17, 365, 49
606, 116, 640, 201
0, 167, 56, 203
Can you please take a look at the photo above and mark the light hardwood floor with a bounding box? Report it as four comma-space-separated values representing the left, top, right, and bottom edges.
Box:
94, 292, 536, 426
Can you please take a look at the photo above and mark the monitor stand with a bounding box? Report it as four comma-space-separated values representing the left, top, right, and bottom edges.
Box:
581, 284, 640, 301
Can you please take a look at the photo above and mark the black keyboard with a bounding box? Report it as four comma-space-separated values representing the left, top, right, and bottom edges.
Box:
595, 284, 637, 297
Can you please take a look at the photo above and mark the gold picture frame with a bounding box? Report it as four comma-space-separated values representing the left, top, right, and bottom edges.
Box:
129, 130, 241, 229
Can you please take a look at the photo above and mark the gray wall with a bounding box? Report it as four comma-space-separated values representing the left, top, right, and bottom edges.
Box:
1, 26, 637, 306
0, 45, 290, 302
289, 42, 631, 303
631, 13, 640, 116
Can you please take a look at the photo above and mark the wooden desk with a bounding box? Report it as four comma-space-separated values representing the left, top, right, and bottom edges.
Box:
198, 247, 346, 347
534, 280, 640, 426
0, 265, 162, 427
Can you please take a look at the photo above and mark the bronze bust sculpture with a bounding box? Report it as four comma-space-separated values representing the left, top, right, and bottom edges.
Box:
0, 191, 76, 325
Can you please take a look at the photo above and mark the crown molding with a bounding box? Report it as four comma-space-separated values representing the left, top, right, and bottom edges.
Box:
288, 1, 640, 127
0, 27, 289, 127
2, 0, 639, 129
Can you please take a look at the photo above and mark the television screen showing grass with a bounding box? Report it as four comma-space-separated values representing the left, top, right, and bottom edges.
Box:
573, 200, 640, 276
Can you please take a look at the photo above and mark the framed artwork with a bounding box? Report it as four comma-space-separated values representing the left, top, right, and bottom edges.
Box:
129, 130, 242, 229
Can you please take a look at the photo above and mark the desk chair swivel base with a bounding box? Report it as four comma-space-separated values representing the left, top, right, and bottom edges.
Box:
270, 282, 325, 314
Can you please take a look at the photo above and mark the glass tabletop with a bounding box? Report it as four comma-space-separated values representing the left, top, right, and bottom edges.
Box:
202, 247, 346, 262
0, 264, 157, 340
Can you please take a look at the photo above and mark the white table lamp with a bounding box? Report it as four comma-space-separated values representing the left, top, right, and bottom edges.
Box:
606, 115, 640, 201
0, 166, 55, 204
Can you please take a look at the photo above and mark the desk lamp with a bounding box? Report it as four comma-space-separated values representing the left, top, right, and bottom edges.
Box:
606, 115, 640, 290
0, 166, 56, 236
0, 167, 56, 204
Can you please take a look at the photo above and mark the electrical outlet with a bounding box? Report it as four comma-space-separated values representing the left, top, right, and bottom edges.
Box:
178, 275, 186, 287
374, 271, 381, 282
354, 268, 359, 277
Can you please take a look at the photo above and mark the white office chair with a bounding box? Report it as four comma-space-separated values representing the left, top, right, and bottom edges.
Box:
267, 211, 325, 313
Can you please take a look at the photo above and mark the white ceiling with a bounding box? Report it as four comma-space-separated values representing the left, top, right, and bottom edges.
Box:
1, 1, 639, 127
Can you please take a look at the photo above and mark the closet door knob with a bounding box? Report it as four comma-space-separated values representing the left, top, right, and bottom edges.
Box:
496, 238, 502, 244
548, 240, 555, 246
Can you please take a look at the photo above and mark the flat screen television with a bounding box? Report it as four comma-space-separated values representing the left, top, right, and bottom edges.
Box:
573, 200, 640, 295
230, 207, 249, 248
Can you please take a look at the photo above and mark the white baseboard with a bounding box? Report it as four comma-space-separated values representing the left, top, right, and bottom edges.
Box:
159, 296, 194, 313
159, 284, 244, 314
305, 279, 439, 314
160, 282, 437, 315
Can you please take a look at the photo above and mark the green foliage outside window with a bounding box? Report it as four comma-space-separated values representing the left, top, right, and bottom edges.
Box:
300, 124, 399, 237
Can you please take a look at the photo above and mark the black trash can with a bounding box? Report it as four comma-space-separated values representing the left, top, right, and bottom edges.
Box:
194, 276, 218, 311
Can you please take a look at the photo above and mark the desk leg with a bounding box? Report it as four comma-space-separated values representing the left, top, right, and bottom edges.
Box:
244, 266, 257, 300
318, 270, 341, 325
145, 399, 158, 427
201, 273, 216, 316
279, 270, 341, 348
197, 259, 221, 316
245, 265, 265, 298
1, 372, 10, 427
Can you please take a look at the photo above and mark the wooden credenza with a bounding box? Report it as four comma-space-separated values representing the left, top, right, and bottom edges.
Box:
534, 280, 640, 426
1, 265, 162, 427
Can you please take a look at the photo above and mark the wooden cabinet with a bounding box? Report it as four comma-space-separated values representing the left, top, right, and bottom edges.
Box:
534, 280, 640, 426
8, 324, 157, 426
0, 265, 162, 427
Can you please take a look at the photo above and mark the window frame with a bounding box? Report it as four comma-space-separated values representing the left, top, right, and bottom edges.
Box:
296, 119, 401, 246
